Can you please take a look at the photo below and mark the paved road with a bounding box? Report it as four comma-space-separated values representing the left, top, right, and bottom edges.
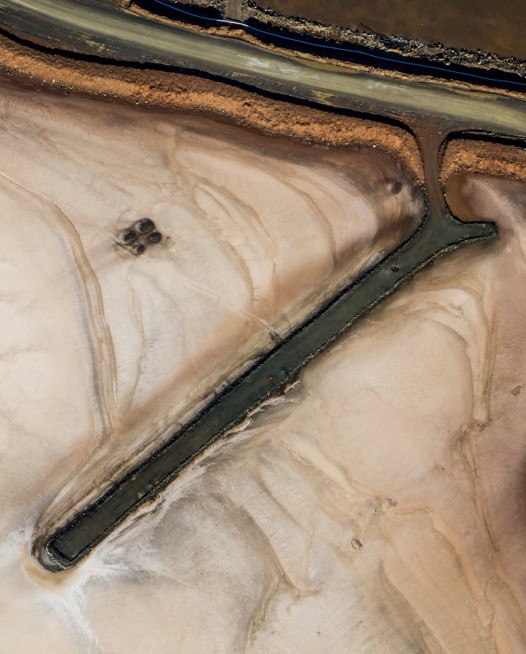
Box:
1, 0, 525, 139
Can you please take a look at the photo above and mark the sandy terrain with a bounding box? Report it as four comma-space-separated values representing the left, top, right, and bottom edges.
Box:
0, 36, 525, 651
0, 78, 436, 652
42, 170, 526, 654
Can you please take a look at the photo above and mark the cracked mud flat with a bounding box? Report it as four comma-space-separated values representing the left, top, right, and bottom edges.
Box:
1, 78, 526, 652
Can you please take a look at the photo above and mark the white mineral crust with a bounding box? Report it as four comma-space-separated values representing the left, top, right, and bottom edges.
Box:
0, 82, 524, 652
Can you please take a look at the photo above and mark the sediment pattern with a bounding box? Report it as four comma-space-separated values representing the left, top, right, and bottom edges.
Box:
1, 78, 525, 652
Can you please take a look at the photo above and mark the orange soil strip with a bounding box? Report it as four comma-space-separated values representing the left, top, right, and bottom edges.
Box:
442, 139, 526, 184
2, 23, 526, 186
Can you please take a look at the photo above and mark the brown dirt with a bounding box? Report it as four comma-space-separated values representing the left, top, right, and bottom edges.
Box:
442, 139, 526, 185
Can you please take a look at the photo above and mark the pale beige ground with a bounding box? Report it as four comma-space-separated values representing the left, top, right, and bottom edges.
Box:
0, 78, 429, 651
57, 170, 526, 654
0, 72, 526, 653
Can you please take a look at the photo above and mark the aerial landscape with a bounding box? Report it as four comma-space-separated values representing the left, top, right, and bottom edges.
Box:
0, 0, 526, 652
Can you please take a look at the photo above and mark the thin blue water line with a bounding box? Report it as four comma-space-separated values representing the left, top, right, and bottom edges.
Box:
150, 0, 526, 89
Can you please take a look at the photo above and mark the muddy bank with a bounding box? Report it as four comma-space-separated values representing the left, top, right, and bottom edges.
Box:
157, 0, 526, 79
253, 0, 526, 62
